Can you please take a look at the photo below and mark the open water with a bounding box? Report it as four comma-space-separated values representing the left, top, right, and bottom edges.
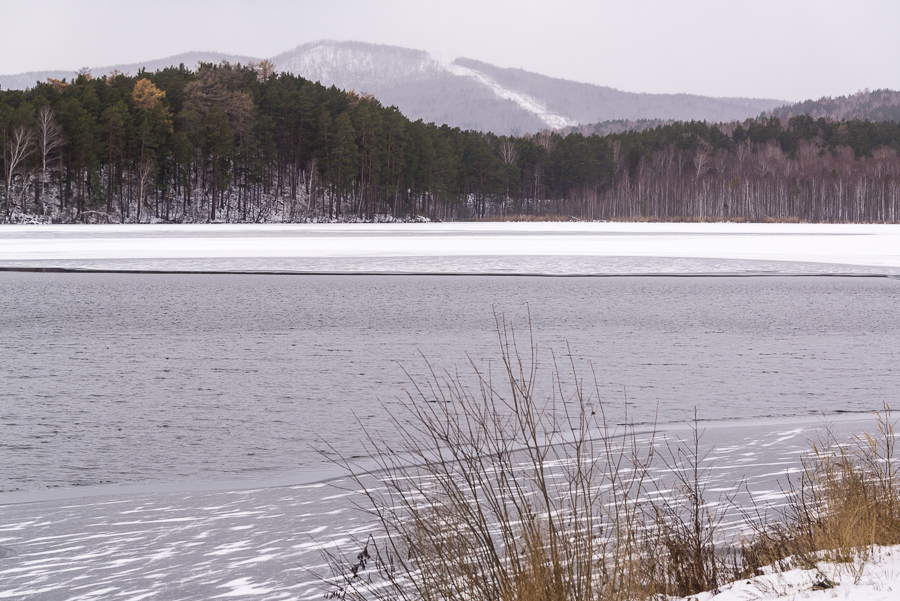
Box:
2, 272, 898, 494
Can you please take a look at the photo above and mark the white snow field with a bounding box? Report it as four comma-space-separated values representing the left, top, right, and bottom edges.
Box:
1, 222, 899, 275
680, 545, 900, 601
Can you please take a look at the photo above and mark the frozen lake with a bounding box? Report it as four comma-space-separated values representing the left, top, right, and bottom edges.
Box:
1, 223, 899, 496
2, 222, 900, 275
0, 223, 900, 493
1, 223, 899, 599
1, 273, 898, 495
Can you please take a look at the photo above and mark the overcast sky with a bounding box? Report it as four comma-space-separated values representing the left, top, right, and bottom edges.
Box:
1, 0, 897, 102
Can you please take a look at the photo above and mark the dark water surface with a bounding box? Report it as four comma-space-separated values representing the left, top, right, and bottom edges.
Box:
1, 273, 898, 493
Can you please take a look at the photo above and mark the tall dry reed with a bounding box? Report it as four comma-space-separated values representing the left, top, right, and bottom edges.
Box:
742, 407, 900, 573
318, 321, 900, 599
318, 315, 739, 600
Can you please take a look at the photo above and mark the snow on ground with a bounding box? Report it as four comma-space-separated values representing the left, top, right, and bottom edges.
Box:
1, 222, 899, 275
682, 545, 900, 601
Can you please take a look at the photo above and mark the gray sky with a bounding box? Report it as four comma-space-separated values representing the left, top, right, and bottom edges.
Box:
1, 0, 897, 101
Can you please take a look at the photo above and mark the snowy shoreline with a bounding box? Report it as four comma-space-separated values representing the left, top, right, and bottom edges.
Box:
679, 545, 900, 601
2, 222, 900, 276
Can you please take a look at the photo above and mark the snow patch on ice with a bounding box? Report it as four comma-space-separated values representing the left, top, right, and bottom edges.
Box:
214, 577, 275, 597
207, 541, 251, 556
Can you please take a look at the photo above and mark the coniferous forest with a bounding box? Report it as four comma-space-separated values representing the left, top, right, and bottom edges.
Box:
1, 61, 899, 223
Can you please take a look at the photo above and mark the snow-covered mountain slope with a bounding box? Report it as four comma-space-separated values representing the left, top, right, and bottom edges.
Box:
271, 40, 788, 134
270, 40, 553, 134
442, 62, 577, 129
271, 41, 432, 93
453, 56, 787, 125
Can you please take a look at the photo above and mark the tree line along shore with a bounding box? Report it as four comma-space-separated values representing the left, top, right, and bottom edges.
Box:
1, 61, 899, 224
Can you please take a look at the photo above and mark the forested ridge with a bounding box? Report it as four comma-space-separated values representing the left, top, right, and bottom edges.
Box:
766, 89, 900, 123
1, 61, 899, 224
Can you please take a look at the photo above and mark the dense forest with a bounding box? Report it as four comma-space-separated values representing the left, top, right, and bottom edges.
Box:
766, 89, 900, 123
1, 61, 899, 223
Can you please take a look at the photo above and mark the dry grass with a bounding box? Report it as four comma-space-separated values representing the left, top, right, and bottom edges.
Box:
742, 407, 900, 575
466, 214, 810, 223
611, 215, 801, 223
318, 319, 898, 600
466, 214, 576, 222
318, 315, 742, 600
642, 414, 736, 597
608, 215, 745, 223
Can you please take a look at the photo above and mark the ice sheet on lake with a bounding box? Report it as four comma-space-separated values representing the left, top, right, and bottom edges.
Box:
2, 223, 899, 275
0, 415, 877, 601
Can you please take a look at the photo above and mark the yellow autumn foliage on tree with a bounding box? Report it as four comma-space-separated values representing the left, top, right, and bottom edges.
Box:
251, 59, 277, 82
132, 78, 166, 111
46, 78, 68, 93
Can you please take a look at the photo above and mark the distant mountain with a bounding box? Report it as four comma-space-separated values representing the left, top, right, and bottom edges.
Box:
269, 41, 559, 134
0, 51, 260, 90
1, 40, 787, 135
449, 57, 784, 125
765, 89, 900, 122
271, 41, 788, 135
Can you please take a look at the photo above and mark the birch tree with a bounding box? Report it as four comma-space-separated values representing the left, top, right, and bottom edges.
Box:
5, 125, 34, 218
36, 106, 64, 213
136, 158, 156, 223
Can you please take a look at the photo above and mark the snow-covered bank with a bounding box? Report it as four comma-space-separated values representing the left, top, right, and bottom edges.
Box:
683, 545, 900, 601
1, 222, 899, 275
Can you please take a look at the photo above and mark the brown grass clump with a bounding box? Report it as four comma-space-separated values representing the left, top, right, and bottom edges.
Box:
318, 315, 742, 601
316, 318, 897, 600
642, 414, 736, 597
467, 213, 576, 222
742, 407, 900, 574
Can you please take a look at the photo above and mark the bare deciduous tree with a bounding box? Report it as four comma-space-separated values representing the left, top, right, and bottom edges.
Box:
37, 106, 63, 174
137, 159, 156, 223
533, 131, 555, 155
692, 151, 709, 178
495, 136, 518, 165
5, 125, 35, 218
36, 106, 64, 213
